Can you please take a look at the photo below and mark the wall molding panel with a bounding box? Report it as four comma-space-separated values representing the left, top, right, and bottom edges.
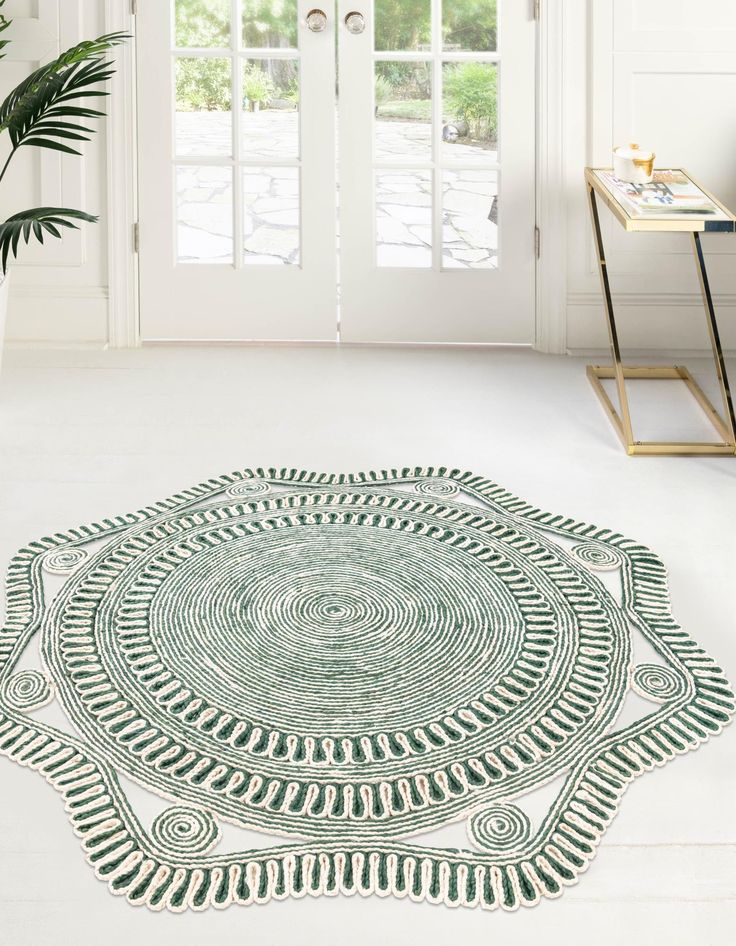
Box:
1, 0, 109, 346
567, 291, 736, 353
614, 0, 736, 53
566, 0, 736, 353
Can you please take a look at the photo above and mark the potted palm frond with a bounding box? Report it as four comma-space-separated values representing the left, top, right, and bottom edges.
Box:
0, 1, 127, 368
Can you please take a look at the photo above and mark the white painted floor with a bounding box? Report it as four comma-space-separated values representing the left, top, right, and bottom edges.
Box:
0, 346, 734, 945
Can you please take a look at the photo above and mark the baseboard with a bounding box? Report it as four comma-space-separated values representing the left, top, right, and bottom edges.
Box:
568, 291, 736, 309
5, 285, 109, 347
566, 292, 736, 353
3, 340, 108, 351
567, 348, 736, 360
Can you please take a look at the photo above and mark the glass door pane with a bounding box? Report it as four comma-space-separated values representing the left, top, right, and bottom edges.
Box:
243, 0, 299, 49
374, 0, 431, 50
175, 0, 231, 47
442, 0, 497, 52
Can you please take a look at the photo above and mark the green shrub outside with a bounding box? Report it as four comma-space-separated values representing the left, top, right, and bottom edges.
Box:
443, 62, 498, 140
176, 58, 231, 112
243, 64, 275, 108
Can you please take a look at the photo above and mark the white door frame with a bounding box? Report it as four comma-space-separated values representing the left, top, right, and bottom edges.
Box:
534, 0, 567, 354
106, 0, 569, 353
105, 0, 139, 349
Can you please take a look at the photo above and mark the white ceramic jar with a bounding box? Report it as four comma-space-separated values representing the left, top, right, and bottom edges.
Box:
613, 144, 655, 184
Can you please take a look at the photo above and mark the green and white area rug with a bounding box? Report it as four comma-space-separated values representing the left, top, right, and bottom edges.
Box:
0, 468, 732, 912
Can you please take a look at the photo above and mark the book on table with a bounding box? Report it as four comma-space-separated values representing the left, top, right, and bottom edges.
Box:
593, 169, 731, 222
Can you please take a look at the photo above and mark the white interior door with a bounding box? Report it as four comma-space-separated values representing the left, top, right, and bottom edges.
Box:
338, 0, 536, 343
137, 1, 338, 342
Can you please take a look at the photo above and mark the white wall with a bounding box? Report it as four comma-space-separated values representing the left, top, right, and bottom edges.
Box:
1, 1, 735, 351
0, 0, 110, 347
565, 0, 736, 353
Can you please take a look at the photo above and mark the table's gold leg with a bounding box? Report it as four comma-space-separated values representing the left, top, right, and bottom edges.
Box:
585, 187, 735, 456
587, 365, 736, 455
587, 185, 635, 452
691, 231, 736, 444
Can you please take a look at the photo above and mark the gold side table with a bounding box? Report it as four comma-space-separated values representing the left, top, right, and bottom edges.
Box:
585, 167, 736, 456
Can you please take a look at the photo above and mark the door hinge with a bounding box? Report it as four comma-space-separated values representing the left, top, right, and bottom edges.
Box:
131, 0, 138, 15
534, 225, 541, 260
534, 0, 541, 21
133, 222, 140, 253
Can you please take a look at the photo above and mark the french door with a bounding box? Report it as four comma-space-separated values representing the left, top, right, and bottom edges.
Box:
137, 0, 337, 340
137, 2, 536, 344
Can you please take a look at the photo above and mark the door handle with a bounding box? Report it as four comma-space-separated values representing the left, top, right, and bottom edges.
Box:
344, 11, 366, 34
306, 8, 328, 32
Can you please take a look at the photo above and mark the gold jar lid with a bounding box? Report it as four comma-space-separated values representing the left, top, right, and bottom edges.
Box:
614, 143, 655, 162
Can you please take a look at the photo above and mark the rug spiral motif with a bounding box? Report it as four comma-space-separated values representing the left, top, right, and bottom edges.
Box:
571, 541, 622, 571
145, 521, 527, 739
43, 547, 88, 575
150, 806, 220, 856
415, 478, 460, 497
631, 663, 687, 703
468, 803, 532, 853
226, 481, 271, 499
3, 670, 53, 712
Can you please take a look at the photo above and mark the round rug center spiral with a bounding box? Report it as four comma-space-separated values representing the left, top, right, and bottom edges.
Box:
147, 525, 523, 734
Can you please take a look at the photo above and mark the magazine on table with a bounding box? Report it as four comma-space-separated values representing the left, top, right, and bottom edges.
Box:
594, 169, 731, 221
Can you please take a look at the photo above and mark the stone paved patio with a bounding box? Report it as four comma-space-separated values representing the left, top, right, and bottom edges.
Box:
176, 111, 498, 269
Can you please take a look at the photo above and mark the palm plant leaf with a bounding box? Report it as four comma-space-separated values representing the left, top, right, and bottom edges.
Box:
0, 35, 128, 157
0, 11, 128, 275
0, 207, 98, 274
0, 31, 128, 126
0, 0, 10, 63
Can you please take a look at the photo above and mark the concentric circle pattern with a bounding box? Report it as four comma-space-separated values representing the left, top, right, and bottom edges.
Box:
148, 524, 523, 735
571, 542, 623, 571
43, 547, 88, 575
226, 480, 271, 499
631, 663, 688, 703
468, 803, 532, 854
42, 486, 631, 840
151, 806, 220, 856
3, 670, 53, 712
415, 478, 460, 497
